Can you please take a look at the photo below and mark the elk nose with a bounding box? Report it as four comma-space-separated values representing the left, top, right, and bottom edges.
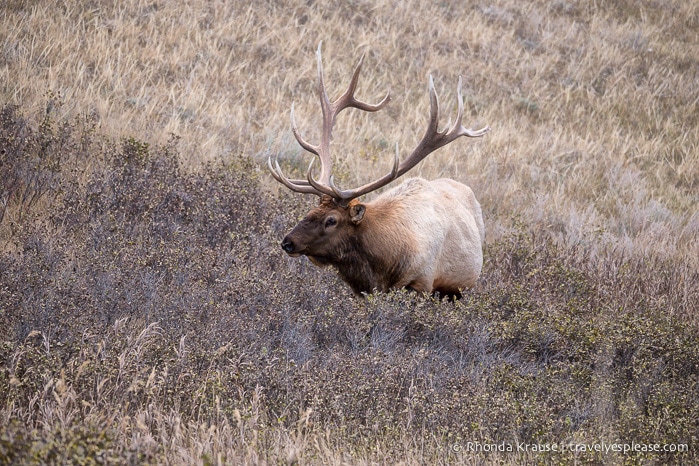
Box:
281, 237, 295, 253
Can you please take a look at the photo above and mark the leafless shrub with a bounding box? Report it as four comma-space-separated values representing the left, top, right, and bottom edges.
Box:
1, 108, 696, 463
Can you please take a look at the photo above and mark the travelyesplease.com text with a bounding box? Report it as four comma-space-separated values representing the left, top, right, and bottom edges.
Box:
451, 441, 689, 454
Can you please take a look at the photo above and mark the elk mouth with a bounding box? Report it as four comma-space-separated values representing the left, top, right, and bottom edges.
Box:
282, 247, 303, 257
308, 255, 330, 267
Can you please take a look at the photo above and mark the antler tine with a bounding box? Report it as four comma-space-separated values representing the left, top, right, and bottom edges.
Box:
427, 75, 441, 135
335, 53, 391, 113
450, 76, 491, 138
290, 103, 319, 156
268, 153, 321, 195
305, 157, 340, 198
314, 41, 335, 187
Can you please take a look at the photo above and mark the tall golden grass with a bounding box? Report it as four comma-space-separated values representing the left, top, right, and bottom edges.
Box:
2, 0, 697, 261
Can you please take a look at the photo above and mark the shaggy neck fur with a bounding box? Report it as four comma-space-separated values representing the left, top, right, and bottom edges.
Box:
328, 199, 410, 295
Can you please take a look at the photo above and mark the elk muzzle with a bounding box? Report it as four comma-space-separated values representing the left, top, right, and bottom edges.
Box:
281, 235, 299, 256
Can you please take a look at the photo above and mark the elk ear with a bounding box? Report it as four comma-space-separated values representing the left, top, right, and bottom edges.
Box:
349, 204, 366, 224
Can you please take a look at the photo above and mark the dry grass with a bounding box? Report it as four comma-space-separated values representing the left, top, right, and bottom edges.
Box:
1, 0, 698, 464
2, 0, 698, 260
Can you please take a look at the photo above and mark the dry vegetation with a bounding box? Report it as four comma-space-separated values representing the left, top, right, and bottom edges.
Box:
1, 0, 698, 464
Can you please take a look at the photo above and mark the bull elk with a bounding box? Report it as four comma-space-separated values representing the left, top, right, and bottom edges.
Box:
269, 43, 489, 298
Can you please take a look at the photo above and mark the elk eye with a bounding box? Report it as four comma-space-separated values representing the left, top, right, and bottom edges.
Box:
325, 217, 337, 228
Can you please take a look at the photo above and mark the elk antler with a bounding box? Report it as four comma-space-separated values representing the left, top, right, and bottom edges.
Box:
268, 42, 390, 198
269, 43, 489, 207
328, 76, 490, 203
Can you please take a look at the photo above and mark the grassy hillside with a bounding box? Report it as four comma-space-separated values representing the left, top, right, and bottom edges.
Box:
1, 0, 698, 464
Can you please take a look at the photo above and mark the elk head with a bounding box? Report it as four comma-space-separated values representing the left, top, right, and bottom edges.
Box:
269, 42, 489, 266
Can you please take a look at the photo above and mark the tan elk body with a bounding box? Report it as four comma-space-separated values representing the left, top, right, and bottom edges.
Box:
270, 43, 489, 297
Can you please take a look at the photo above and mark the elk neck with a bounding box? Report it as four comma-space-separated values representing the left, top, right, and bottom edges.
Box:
331, 197, 413, 294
